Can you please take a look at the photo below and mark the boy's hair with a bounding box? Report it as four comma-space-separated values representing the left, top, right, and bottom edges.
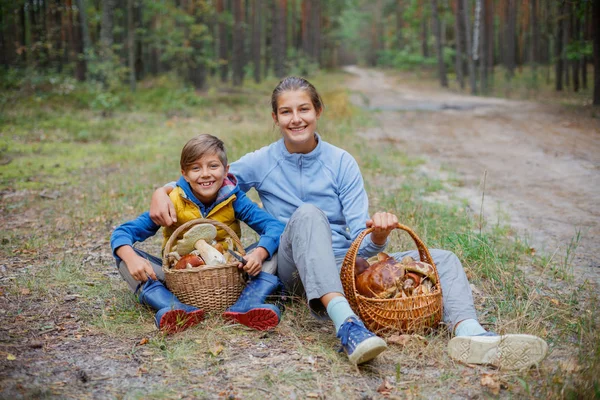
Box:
180, 134, 228, 171
271, 76, 324, 115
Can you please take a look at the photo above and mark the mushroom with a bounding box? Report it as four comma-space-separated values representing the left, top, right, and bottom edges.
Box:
194, 239, 226, 265
173, 224, 218, 256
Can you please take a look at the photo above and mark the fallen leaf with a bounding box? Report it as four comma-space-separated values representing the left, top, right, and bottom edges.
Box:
139, 338, 149, 345
7, 354, 16, 360
20, 288, 31, 295
550, 298, 560, 306
209, 343, 224, 357
306, 393, 319, 398
481, 373, 501, 395
377, 378, 393, 394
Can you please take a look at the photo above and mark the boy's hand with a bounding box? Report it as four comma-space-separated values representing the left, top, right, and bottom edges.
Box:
242, 247, 269, 277
366, 211, 399, 246
150, 186, 177, 227
127, 255, 158, 282
116, 245, 158, 282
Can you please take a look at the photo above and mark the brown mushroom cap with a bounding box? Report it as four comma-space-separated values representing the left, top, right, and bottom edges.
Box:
173, 224, 218, 255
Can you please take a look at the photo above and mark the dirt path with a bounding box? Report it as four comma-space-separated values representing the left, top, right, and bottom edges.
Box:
345, 66, 600, 286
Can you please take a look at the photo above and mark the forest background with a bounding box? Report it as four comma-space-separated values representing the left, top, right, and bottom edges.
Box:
1, 0, 599, 399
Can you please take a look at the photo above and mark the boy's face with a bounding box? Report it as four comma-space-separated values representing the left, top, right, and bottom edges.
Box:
182, 153, 229, 204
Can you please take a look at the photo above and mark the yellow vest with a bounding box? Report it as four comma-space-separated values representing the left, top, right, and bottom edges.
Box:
162, 187, 241, 252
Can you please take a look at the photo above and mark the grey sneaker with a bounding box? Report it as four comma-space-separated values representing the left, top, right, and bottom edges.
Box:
448, 333, 548, 370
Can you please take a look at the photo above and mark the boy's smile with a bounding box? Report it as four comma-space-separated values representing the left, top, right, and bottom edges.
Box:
182, 153, 229, 205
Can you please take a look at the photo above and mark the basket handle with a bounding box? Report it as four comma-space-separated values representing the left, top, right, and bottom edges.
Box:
340, 223, 439, 310
162, 218, 246, 268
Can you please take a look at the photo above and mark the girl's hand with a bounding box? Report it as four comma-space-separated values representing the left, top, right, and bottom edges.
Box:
242, 247, 269, 277
366, 212, 399, 245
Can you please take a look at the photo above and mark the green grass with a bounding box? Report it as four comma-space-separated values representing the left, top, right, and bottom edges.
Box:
0, 70, 598, 399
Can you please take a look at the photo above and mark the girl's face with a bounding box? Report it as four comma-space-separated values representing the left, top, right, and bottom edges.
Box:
272, 90, 322, 154
182, 153, 229, 204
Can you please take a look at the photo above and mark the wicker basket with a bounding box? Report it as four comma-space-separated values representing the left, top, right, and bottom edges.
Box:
162, 218, 246, 314
340, 223, 443, 335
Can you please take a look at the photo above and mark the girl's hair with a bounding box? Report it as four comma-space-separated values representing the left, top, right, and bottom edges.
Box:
180, 134, 228, 171
271, 76, 324, 115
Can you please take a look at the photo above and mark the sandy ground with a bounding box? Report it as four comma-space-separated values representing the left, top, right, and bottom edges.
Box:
345, 66, 600, 286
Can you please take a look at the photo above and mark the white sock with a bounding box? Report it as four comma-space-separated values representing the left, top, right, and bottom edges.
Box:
326, 296, 357, 333
454, 319, 486, 336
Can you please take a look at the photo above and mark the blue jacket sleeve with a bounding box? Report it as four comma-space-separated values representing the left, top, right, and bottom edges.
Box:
232, 191, 284, 257
110, 212, 161, 263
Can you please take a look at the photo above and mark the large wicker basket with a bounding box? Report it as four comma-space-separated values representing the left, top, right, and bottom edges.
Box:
340, 223, 443, 335
162, 218, 246, 314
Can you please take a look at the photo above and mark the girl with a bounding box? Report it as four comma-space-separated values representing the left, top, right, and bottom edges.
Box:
150, 77, 547, 369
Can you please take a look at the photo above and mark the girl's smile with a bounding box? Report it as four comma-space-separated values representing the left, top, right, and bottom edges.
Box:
273, 90, 321, 154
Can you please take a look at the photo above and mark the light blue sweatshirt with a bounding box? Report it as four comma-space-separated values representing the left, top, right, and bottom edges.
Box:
230, 133, 386, 260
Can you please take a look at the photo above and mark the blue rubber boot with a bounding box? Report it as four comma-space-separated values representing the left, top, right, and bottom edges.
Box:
222, 272, 282, 331
138, 279, 205, 334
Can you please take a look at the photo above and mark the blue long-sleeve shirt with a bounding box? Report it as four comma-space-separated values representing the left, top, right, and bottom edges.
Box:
230, 133, 386, 259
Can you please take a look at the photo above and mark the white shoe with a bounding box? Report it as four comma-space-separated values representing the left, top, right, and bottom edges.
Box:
448, 334, 548, 370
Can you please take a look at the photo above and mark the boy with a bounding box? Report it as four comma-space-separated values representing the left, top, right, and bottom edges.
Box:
111, 134, 285, 334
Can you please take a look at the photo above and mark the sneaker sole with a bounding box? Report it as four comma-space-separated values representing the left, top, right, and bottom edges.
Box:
448, 334, 548, 370
348, 336, 388, 365
222, 308, 279, 331
159, 309, 205, 335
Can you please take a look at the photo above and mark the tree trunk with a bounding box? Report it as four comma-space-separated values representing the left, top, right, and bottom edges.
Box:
454, 0, 465, 89
530, 0, 538, 86
100, 0, 116, 61
232, 0, 244, 86
484, 0, 494, 90
76, 0, 92, 53
504, 0, 516, 77
396, 0, 404, 49
431, 0, 447, 87
252, 0, 261, 83
563, 2, 570, 88
127, 0, 135, 91
593, 0, 600, 105
571, 3, 579, 92
135, 0, 143, 79
70, 0, 86, 81
555, 0, 565, 91
421, 17, 429, 57
216, 0, 229, 83
272, 0, 286, 78
188, 2, 207, 90
462, 0, 476, 93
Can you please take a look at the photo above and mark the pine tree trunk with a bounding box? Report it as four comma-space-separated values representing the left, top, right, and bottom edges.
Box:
555, 0, 565, 91
454, 0, 465, 89
232, 0, 245, 86
593, 0, 600, 105
252, 0, 262, 83
504, 0, 516, 77
431, 0, 448, 87
272, 0, 286, 78
396, 0, 404, 49
127, 0, 135, 91
462, 0, 476, 93
216, 0, 228, 83
530, 0, 538, 86
100, 0, 116, 62
571, 4, 579, 92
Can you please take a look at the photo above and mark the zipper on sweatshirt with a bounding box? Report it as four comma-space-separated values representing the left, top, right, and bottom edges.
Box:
298, 158, 304, 200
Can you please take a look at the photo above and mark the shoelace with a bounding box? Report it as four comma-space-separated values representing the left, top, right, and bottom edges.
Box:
337, 318, 365, 351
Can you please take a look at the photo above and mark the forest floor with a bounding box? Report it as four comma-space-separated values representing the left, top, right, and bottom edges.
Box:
1, 67, 599, 399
